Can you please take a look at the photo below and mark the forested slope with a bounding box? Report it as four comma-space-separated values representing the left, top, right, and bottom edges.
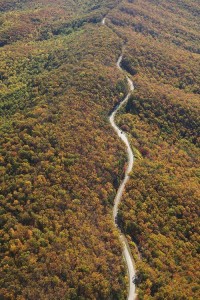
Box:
0, 0, 199, 299
107, 0, 200, 299
0, 1, 129, 299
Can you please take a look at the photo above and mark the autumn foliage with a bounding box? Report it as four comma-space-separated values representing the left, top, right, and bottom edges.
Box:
0, 0, 199, 299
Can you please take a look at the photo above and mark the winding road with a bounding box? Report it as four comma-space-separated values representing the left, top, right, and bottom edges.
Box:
102, 18, 137, 300
110, 55, 137, 300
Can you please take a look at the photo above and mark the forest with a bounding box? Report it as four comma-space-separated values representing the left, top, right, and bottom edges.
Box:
108, 0, 200, 299
0, 0, 199, 299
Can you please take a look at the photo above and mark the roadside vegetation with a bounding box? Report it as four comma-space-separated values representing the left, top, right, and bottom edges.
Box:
0, 0, 199, 299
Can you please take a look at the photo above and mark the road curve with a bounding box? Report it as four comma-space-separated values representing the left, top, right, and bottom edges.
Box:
101, 15, 137, 300
101, 17, 106, 25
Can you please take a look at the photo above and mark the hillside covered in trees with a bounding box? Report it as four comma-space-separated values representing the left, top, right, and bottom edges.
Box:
108, 0, 200, 299
0, 0, 199, 299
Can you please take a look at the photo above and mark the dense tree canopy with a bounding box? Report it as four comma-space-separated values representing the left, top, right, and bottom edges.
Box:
0, 1, 129, 299
0, 0, 199, 299
108, 0, 200, 299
